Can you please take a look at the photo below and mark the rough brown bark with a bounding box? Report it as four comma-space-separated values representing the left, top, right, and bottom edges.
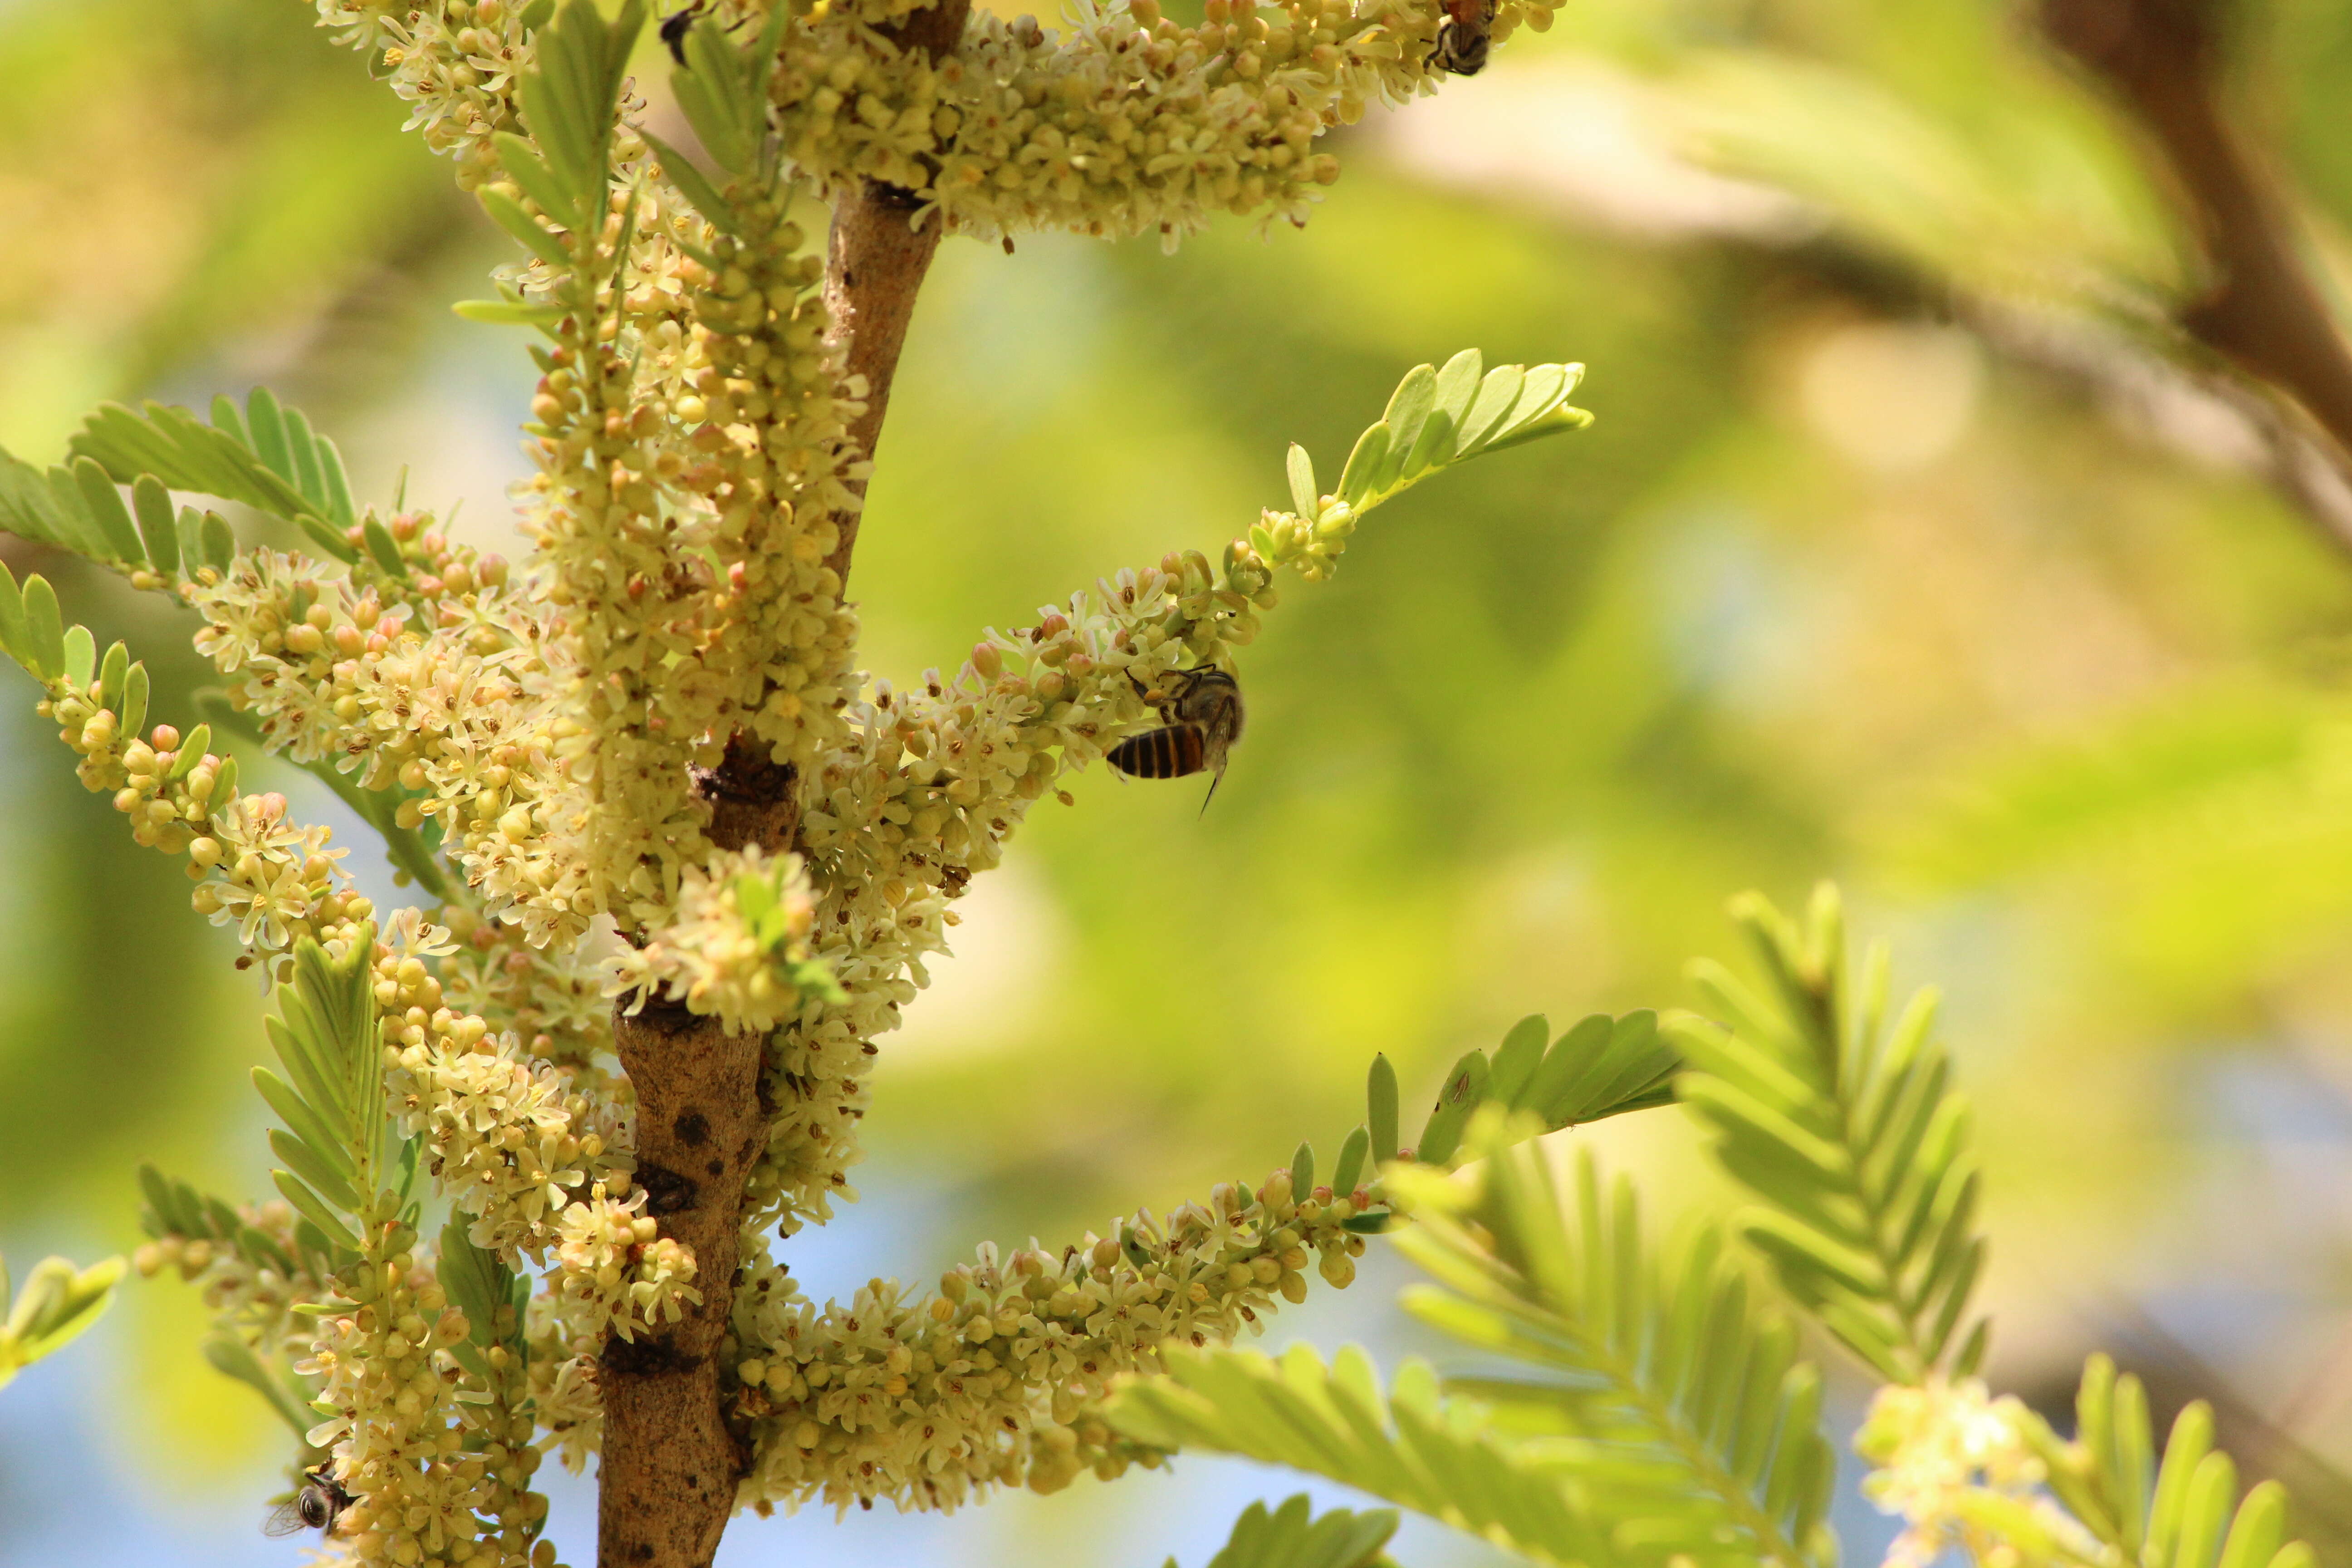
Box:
594, 3, 972, 1561
2040, 0, 2352, 470
819, 0, 975, 587
596, 737, 802, 1568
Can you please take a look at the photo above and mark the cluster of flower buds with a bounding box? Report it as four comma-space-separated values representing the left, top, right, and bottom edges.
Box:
1857, 1377, 2087, 1568
767, 0, 1558, 248
301, 1226, 534, 1567
41, 662, 376, 975
132, 1196, 323, 1364
547, 1187, 702, 1345
375, 911, 628, 1260
729, 1166, 1372, 1513
185, 545, 598, 950
606, 845, 837, 1034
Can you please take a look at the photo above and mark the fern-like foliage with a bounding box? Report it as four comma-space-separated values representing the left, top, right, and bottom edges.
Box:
68, 387, 359, 564
1175, 1495, 1400, 1568
1392, 1123, 1836, 1568
2029, 1356, 2317, 1568
1666, 885, 1988, 1383
1108, 1117, 1836, 1568
0, 1252, 122, 1392
1284, 351, 1594, 526
256, 925, 414, 1255
1318, 1010, 1677, 1230
1108, 1341, 1609, 1567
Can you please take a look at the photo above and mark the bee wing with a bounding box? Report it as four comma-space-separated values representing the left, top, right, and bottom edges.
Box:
262, 1498, 307, 1538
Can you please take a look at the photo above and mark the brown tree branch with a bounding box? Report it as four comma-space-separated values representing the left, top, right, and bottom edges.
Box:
819, 0, 975, 588
595, 4, 972, 1562
596, 737, 800, 1568
2039, 0, 2352, 474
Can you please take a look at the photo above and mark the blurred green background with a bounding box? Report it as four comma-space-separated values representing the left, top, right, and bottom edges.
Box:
10, 0, 2352, 1562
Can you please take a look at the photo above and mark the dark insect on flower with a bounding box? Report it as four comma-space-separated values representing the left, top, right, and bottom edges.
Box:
661, 1, 754, 66
262, 1465, 354, 1539
1107, 666, 1246, 812
661, 4, 702, 65
1429, 0, 1493, 75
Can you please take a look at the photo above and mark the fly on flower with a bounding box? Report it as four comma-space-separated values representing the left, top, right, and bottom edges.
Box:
1107, 666, 1246, 812
262, 1465, 353, 1539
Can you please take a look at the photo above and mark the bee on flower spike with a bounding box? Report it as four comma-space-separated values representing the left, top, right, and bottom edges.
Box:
1107, 666, 1246, 812
1431, 0, 1493, 74
262, 1464, 354, 1539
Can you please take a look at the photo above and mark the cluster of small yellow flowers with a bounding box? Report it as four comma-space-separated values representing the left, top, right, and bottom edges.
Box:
659, 194, 864, 774
547, 1187, 701, 1344
184, 546, 598, 948
134, 1196, 325, 1362
303, 1229, 538, 1568
1857, 1378, 2093, 1568
38, 664, 379, 975
313, 0, 534, 189
437, 901, 615, 1069
606, 845, 835, 1034
515, 231, 730, 936
765, 0, 1558, 249
729, 1167, 1370, 1514
503, 168, 867, 938
374, 911, 629, 1260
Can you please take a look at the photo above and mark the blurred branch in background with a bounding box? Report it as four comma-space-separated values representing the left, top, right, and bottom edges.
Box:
2038, 0, 2352, 518
1377, 0, 2352, 551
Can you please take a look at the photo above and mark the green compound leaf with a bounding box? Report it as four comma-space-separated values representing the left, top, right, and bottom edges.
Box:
1329, 1011, 1678, 1228
1387, 1125, 1837, 1568
515, 0, 647, 223
257, 922, 406, 1239
1324, 354, 1589, 518
1107, 1342, 1607, 1568
1171, 1494, 1398, 1568
0, 1252, 124, 1390
69, 390, 359, 563
1667, 885, 1988, 1383
2020, 1356, 2317, 1568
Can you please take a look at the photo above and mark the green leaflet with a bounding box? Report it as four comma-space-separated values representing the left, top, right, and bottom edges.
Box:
437, 1219, 530, 1378
255, 923, 405, 1248
1107, 1342, 1606, 1568
67, 388, 359, 563
0, 1252, 124, 1391
1170, 1494, 1399, 1568
202, 1334, 317, 1439
1389, 1123, 1836, 1568
1327, 351, 1591, 514
2014, 1356, 2317, 1568
1326, 1009, 1678, 1228
1667, 884, 1988, 1382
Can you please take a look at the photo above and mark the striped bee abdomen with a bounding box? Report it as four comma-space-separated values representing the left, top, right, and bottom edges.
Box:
1108, 723, 1208, 779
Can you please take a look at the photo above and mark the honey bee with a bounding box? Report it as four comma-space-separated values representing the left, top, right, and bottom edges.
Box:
1107, 666, 1246, 811
1430, 0, 1492, 74
263, 1465, 353, 1539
